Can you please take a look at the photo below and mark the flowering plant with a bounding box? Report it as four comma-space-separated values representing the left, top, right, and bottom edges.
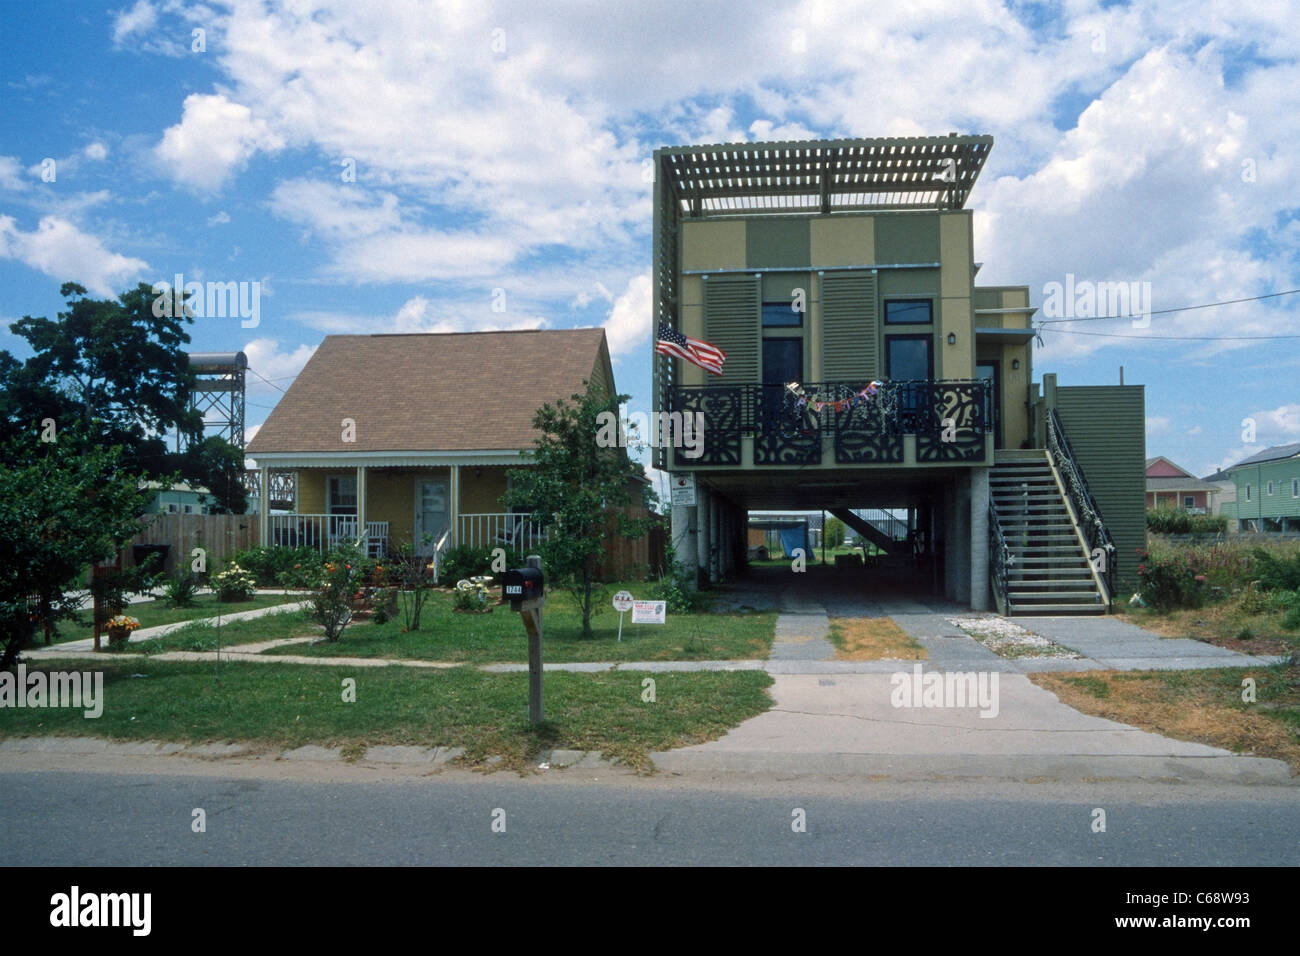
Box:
214, 563, 257, 601
107, 614, 140, 631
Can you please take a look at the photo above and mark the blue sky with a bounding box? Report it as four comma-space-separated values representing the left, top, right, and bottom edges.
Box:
1, 0, 1297, 485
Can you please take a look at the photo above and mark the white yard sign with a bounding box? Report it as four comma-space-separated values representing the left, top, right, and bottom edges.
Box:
632, 600, 667, 624
612, 589, 634, 642
670, 474, 696, 506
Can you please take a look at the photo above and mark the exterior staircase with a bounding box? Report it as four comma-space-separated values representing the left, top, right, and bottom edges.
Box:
989, 450, 1106, 614
829, 507, 899, 555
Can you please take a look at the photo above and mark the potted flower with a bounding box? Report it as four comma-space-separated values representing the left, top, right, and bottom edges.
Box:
453, 576, 494, 613
105, 614, 140, 650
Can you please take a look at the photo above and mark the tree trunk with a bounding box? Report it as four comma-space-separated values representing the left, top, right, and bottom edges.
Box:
581, 558, 593, 638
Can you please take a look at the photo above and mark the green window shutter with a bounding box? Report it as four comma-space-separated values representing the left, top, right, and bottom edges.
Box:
705, 274, 760, 384
821, 272, 878, 380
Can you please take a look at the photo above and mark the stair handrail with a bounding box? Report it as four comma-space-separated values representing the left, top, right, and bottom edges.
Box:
1046, 408, 1115, 605
988, 497, 1011, 612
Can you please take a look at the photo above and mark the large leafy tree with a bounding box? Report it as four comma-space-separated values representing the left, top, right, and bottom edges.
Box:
0, 281, 202, 481
505, 380, 657, 638
0, 434, 146, 669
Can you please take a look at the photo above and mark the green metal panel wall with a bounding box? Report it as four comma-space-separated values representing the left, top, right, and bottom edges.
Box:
874, 212, 940, 263
705, 274, 761, 385
746, 218, 809, 269
821, 272, 879, 380
1055, 385, 1147, 593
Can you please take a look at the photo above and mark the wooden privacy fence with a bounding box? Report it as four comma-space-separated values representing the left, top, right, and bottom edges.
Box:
123, 512, 259, 572
594, 509, 667, 582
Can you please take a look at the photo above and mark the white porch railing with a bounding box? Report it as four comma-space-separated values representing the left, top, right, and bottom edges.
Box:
267, 514, 389, 557
458, 513, 547, 552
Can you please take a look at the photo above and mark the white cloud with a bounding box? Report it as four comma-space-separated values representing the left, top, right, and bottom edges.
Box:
112, 0, 158, 44
0, 215, 147, 296
207, 210, 231, 226
83, 142, 108, 161
1187, 425, 1203, 436
242, 337, 317, 400
1248, 404, 1300, 439
290, 295, 548, 336
1146, 415, 1171, 434
0, 155, 24, 190
155, 93, 285, 191
602, 272, 650, 358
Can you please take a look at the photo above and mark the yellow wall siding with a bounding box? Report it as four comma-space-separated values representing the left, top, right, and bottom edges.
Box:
459, 466, 510, 513
679, 276, 706, 387
681, 220, 746, 271
366, 470, 415, 544
297, 470, 327, 513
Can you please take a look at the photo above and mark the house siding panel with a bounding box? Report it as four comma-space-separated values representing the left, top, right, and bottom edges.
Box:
1056, 386, 1147, 593
705, 274, 761, 385
820, 272, 879, 380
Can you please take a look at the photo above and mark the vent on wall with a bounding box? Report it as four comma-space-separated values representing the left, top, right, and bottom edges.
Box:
704, 274, 761, 384
821, 272, 878, 380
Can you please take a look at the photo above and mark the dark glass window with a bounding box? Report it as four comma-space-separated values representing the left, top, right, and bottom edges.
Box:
886, 335, 932, 381
763, 338, 802, 384
762, 301, 803, 327
884, 299, 933, 325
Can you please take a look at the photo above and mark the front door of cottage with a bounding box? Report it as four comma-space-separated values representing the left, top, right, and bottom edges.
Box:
414, 477, 448, 557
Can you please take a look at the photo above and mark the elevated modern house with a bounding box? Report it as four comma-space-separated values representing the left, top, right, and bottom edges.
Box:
651, 134, 1146, 613
1218, 444, 1300, 532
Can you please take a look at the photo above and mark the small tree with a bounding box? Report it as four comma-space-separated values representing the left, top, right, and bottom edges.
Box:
305, 543, 365, 642
825, 517, 846, 549
505, 380, 658, 638
385, 536, 435, 632
0, 434, 145, 669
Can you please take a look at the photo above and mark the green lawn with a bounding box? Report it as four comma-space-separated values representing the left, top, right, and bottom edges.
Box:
245, 584, 775, 663
119, 613, 313, 654
0, 659, 774, 771
48, 591, 304, 642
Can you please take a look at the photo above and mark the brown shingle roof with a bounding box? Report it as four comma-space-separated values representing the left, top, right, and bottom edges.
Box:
246, 329, 610, 454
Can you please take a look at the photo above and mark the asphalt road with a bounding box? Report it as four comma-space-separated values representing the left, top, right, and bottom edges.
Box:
3, 766, 1298, 866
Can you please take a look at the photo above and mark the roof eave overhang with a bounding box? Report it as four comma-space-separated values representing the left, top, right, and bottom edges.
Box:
247, 449, 529, 469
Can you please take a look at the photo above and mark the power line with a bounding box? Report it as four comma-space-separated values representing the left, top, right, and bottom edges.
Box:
1040, 328, 1300, 341
246, 367, 286, 393
1036, 288, 1300, 325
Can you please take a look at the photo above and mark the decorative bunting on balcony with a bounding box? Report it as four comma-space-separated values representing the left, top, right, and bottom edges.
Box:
786, 381, 883, 413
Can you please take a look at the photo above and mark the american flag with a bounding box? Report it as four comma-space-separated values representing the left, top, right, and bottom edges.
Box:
655, 324, 726, 376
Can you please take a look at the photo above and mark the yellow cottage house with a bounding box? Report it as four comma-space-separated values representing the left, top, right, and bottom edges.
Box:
245, 327, 618, 563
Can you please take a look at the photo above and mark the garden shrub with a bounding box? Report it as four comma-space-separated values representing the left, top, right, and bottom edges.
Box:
439, 544, 521, 584
1136, 548, 1209, 611
227, 546, 322, 587
161, 569, 201, 608
213, 563, 257, 601
1145, 509, 1227, 534
1251, 548, 1300, 592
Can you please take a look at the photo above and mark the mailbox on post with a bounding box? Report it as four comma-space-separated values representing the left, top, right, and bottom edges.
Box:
502, 567, 544, 611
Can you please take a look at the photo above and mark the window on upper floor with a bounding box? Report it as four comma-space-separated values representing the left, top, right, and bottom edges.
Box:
1293, 478, 1299, 498
762, 301, 802, 328
884, 299, 933, 325
1268, 481, 1274, 496
1245, 484, 1252, 501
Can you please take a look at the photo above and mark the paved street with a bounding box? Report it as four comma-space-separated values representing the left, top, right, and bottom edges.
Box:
2, 762, 1298, 866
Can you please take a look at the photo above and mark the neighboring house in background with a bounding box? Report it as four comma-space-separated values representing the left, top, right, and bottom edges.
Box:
1145, 457, 1218, 514
1218, 444, 1300, 532
1201, 467, 1237, 524
245, 328, 651, 575
141, 481, 219, 516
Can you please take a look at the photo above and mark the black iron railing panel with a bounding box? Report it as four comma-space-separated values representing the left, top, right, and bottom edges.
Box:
668, 379, 991, 467
988, 497, 1011, 609
1047, 408, 1116, 604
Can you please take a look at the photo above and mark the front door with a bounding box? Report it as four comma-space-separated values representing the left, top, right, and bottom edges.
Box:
414, 478, 448, 556
976, 360, 1002, 449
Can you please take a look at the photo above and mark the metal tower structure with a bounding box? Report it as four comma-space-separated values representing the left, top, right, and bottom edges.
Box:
186, 351, 248, 450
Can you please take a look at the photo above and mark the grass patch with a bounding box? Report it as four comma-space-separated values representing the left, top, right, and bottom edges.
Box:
122, 613, 315, 655
1129, 601, 1300, 657
254, 585, 774, 663
46, 592, 304, 642
827, 617, 926, 660
1032, 664, 1300, 772
0, 659, 774, 772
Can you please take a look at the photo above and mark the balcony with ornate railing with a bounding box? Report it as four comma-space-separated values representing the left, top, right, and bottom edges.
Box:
665, 379, 993, 468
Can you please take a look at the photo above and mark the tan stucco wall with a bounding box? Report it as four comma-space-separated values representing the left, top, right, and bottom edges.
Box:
459, 466, 510, 514
938, 212, 973, 379
366, 470, 415, 545
297, 470, 327, 513
810, 216, 874, 266
681, 220, 746, 271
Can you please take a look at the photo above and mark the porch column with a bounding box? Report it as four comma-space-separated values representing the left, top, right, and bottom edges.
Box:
449, 465, 460, 548
670, 493, 698, 590
712, 494, 722, 582
696, 486, 711, 587
969, 466, 990, 611
356, 465, 367, 546
258, 465, 269, 546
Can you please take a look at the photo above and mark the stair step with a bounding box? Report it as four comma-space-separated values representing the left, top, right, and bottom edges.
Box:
1008, 590, 1101, 600
1008, 603, 1106, 615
